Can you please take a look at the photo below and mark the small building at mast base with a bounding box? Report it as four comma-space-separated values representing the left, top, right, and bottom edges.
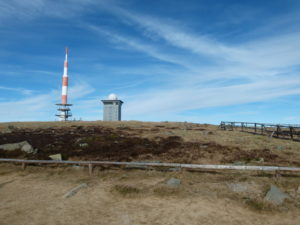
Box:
56, 103, 72, 121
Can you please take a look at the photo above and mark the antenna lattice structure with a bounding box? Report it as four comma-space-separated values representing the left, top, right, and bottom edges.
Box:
56, 47, 72, 121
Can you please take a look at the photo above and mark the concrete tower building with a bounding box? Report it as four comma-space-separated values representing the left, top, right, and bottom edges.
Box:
101, 94, 123, 121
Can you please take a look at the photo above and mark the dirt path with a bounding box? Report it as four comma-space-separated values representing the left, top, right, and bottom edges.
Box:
1, 164, 299, 225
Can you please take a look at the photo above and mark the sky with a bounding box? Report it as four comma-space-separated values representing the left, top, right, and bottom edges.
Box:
0, 0, 300, 124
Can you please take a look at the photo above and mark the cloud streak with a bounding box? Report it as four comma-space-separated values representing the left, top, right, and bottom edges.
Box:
0, 82, 96, 122
74, 4, 300, 121
0, 86, 33, 95
1, 1, 300, 122
124, 77, 300, 116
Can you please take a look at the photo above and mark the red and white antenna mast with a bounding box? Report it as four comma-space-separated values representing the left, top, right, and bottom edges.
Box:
62, 47, 69, 104
56, 47, 72, 121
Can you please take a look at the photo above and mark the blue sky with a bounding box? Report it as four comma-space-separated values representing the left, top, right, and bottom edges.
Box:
1, 0, 300, 124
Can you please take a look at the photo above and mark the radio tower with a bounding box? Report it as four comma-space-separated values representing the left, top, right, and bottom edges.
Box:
56, 47, 72, 121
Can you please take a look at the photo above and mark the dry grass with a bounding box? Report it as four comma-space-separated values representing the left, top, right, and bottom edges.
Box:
1, 120, 300, 165
1, 164, 300, 225
113, 184, 142, 196
153, 185, 181, 196
1, 120, 300, 224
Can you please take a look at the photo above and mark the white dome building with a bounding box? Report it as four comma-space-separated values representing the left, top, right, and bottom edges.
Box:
101, 93, 123, 121
107, 93, 118, 100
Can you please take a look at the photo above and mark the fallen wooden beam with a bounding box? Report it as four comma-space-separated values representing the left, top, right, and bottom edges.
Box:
0, 158, 300, 172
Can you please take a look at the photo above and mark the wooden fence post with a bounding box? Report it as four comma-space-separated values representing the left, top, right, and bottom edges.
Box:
290, 127, 294, 140
231, 122, 234, 131
219, 121, 299, 141
220, 122, 225, 130
88, 163, 93, 176
21, 162, 26, 170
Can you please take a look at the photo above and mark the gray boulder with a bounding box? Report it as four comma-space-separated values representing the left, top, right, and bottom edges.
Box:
0, 125, 14, 134
49, 153, 62, 161
1, 128, 12, 134
166, 178, 181, 188
21, 142, 36, 154
0, 141, 36, 154
264, 184, 289, 205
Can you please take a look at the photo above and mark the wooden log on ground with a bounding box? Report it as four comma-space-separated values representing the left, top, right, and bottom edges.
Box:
1, 158, 300, 173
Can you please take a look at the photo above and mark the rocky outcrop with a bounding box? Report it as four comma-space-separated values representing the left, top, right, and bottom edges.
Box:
0, 141, 36, 154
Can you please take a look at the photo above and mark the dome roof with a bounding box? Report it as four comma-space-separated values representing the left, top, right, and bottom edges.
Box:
108, 93, 118, 100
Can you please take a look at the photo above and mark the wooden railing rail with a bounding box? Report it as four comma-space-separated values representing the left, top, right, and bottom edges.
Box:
220, 121, 300, 141
1, 158, 300, 175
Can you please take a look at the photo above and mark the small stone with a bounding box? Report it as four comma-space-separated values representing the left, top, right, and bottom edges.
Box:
297, 186, 300, 194
264, 184, 289, 205
75, 138, 82, 144
7, 125, 15, 130
257, 157, 264, 163
277, 146, 284, 151
168, 167, 181, 172
228, 183, 248, 193
49, 153, 62, 161
79, 143, 88, 148
63, 183, 88, 198
166, 178, 181, 188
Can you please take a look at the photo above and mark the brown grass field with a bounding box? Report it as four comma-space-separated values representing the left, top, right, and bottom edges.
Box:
1, 121, 300, 225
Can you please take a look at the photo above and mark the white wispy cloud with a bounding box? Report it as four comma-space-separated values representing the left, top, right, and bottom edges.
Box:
105, 7, 245, 59
124, 77, 300, 116
1, 1, 300, 122
84, 5, 300, 121
113, 7, 300, 71
87, 25, 196, 70
0, 86, 33, 95
68, 81, 96, 100
0, 82, 95, 121
0, 0, 110, 26
0, 92, 56, 121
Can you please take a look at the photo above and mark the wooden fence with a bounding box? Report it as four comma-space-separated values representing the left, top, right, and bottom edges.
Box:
220, 121, 300, 141
1, 158, 300, 175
